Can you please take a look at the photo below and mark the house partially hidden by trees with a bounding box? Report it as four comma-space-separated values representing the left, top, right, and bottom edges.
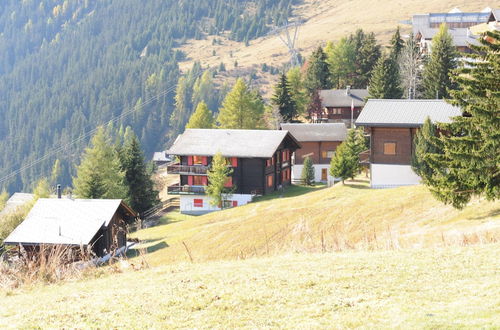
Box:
166, 129, 300, 215
4, 197, 137, 258
317, 87, 368, 126
355, 99, 461, 189
280, 123, 347, 184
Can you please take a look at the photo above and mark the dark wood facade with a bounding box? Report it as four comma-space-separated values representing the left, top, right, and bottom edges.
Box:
323, 106, 363, 121
91, 206, 132, 257
367, 127, 418, 165
294, 141, 341, 165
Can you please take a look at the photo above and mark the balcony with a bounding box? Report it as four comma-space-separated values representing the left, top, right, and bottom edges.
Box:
359, 149, 370, 164
167, 185, 206, 195
167, 164, 209, 175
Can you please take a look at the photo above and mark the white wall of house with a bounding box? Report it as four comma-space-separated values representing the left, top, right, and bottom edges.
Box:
370, 164, 421, 188
292, 164, 336, 184
180, 194, 254, 215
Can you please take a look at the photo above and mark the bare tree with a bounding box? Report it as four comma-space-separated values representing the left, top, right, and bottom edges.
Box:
398, 33, 422, 99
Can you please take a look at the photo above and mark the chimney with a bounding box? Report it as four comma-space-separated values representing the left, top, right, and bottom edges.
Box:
346, 86, 351, 95
57, 184, 61, 199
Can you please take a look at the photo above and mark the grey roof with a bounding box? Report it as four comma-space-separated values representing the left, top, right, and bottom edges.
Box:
489, 9, 500, 22
319, 89, 368, 108
280, 123, 347, 142
167, 129, 298, 158
4, 199, 132, 246
153, 151, 170, 162
0, 193, 34, 217
355, 99, 461, 127
417, 27, 479, 46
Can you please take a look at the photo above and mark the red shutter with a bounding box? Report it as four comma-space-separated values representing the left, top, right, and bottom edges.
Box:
202, 156, 208, 165
188, 176, 193, 185
232, 200, 238, 207
194, 199, 203, 207
231, 157, 238, 167
187, 156, 193, 165
202, 176, 208, 186
224, 176, 232, 187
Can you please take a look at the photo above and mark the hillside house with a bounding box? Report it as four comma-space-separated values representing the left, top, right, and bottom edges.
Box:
409, 8, 493, 54
317, 87, 368, 127
4, 198, 137, 257
166, 129, 300, 215
355, 99, 461, 189
280, 123, 347, 184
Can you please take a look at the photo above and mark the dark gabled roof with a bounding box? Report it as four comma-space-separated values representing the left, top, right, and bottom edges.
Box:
280, 123, 347, 142
319, 89, 368, 108
167, 129, 300, 158
489, 9, 500, 22
355, 99, 461, 127
4, 199, 136, 246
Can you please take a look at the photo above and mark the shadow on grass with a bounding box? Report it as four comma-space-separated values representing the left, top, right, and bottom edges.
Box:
253, 184, 327, 202
469, 208, 500, 221
126, 241, 169, 258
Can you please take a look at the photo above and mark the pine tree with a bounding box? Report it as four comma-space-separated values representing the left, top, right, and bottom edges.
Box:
73, 127, 128, 200
304, 46, 331, 94
206, 152, 234, 208
217, 78, 265, 129
301, 156, 315, 185
272, 73, 297, 122
121, 132, 159, 214
411, 117, 439, 181
423, 31, 500, 208
286, 67, 307, 116
186, 102, 214, 129
351, 31, 381, 88
422, 23, 458, 99
368, 54, 402, 99
329, 128, 367, 183
390, 27, 404, 59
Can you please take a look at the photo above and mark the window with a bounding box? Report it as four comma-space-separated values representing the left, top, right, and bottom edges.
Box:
267, 174, 273, 188
383, 142, 397, 155
266, 158, 273, 167
321, 168, 328, 181
193, 156, 204, 165
193, 199, 203, 207
193, 176, 205, 186
322, 150, 335, 159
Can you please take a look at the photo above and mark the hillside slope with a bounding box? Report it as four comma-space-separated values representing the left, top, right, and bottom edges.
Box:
132, 181, 499, 266
1, 245, 498, 327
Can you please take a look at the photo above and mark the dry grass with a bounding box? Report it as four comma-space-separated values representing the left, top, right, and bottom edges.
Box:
0, 245, 498, 328
131, 180, 500, 266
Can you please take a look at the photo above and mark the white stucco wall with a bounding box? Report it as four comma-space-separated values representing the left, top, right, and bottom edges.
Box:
180, 194, 253, 215
370, 164, 421, 188
292, 164, 336, 184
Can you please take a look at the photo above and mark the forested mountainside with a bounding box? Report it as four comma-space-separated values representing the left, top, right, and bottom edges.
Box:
0, 0, 298, 193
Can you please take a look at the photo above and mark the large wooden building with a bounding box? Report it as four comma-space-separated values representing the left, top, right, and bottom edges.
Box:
4, 198, 137, 257
317, 87, 368, 126
280, 123, 347, 184
356, 99, 461, 188
167, 129, 300, 215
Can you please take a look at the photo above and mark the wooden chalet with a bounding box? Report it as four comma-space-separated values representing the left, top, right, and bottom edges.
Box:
318, 87, 368, 126
355, 99, 461, 189
166, 129, 300, 215
4, 198, 137, 257
280, 123, 347, 183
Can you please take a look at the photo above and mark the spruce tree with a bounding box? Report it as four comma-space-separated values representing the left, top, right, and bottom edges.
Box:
301, 156, 315, 185
422, 23, 458, 99
73, 127, 128, 200
186, 102, 214, 129
351, 31, 381, 88
411, 117, 439, 181
304, 46, 331, 94
272, 73, 297, 122
368, 54, 402, 99
390, 27, 404, 59
217, 78, 264, 129
329, 128, 367, 183
121, 132, 159, 214
206, 152, 234, 208
424, 31, 500, 208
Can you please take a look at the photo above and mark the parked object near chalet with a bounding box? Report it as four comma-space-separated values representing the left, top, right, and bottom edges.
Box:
166, 129, 300, 215
3, 198, 137, 257
317, 87, 368, 126
409, 8, 495, 54
280, 123, 347, 184
356, 99, 461, 189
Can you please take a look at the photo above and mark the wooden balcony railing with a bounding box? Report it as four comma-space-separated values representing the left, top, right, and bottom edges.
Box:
167, 164, 209, 175
167, 185, 206, 195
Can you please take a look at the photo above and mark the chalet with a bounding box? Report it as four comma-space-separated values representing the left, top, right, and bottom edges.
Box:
280, 123, 347, 184
166, 129, 300, 215
317, 87, 368, 126
355, 99, 461, 189
4, 198, 137, 257
409, 8, 493, 54
152, 151, 171, 168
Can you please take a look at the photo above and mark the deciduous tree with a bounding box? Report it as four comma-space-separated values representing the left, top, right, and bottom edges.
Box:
206, 152, 234, 209
186, 102, 214, 129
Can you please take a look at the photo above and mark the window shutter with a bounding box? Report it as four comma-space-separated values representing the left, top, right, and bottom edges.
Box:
232, 201, 238, 207
202, 176, 208, 185
187, 156, 193, 165
194, 199, 203, 207
202, 156, 208, 165
224, 176, 232, 187
231, 157, 238, 167
188, 176, 193, 185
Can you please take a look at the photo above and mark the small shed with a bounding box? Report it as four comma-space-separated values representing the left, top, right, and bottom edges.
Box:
3, 198, 137, 257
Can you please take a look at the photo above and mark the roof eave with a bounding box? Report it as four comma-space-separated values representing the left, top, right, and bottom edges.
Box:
355, 123, 423, 128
